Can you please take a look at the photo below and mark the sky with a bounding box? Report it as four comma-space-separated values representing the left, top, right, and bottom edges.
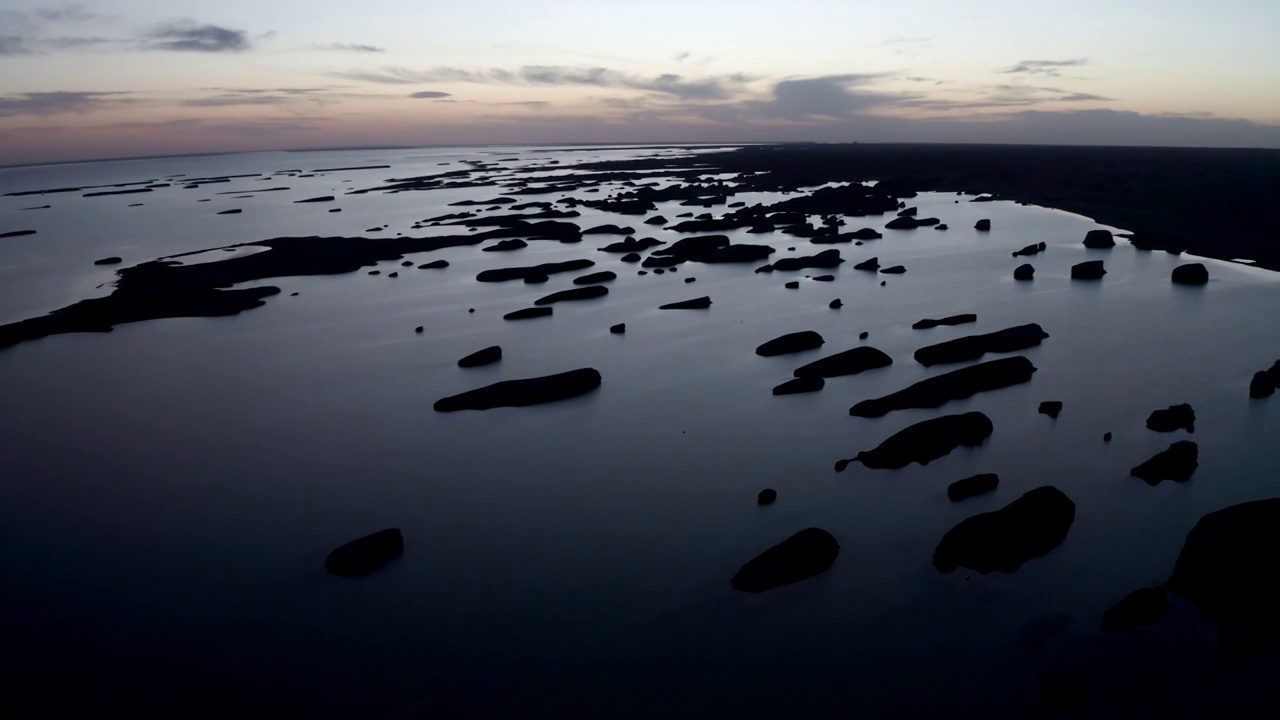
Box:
2, 0, 1279, 165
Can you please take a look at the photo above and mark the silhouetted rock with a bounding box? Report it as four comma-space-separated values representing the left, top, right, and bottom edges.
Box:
217, 209, 242, 215
434, 367, 601, 412
621, 252, 642, 263
975, 219, 991, 231
829, 299, 843, 309
768, 249, 843, 271
419, 260, 449, 269
1146, 403, 1195, 433
1083, 229, 1115, 248
1014, 263, 1035, 281
477, 259, 594, 282
535, 285, 609, 305
524, 273, 549, 284
913, 314, 977, 330
850, 227, 883, 240
1104, 432, 1113, 442
660, 296, 711, 310
1167, 498, 1280, 651
935, 224, 948, 230
1040, 672, 1086, 715
1100, 588, 1170, 632
1039, 401, 1063, 419
933, 486, 1076, 574
850, 356, 1037, 417
897, 206, 918, 217
1172, 263, 1209, 285
295, 196, 335, 203
1131, 441, 1199, 485
388, 272, 399, 278
914, 324, 1048, 367
458, 346, 502, 368
1013, 242, 1047, 257
1071, 260, 1106, 279
837, 412, 993, 471
325, 528, 404, 577
583, 224, 635, 235
574, 271, 617, 285
948, 473, 1000, 502
758, 489, 777, 505
610, 323, 626, 334
854, 257, 880, 272
785, 280, 800, 289
794, 346, 893, 378
0, 230, 37, 238
859, 331, 869, 340
94, 257, 122, 266
880, 265, 906, 274
773, 376, 825, 395
757, 330, 825, 357
503, 307, 554, 320
645, 215, 668, 225
601, 236, 664, 253
731, 528, 839, 593
482, 238, 528, 252
1251, 371, 1275, 398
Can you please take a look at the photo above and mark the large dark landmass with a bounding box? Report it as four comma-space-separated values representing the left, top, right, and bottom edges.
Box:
838, 411, 994, 471
933, 486, 1076, 574
433, 368, 602, 411
849, 356, 1037, 418
793, 346, 893, 378
585, 144, 1280, 269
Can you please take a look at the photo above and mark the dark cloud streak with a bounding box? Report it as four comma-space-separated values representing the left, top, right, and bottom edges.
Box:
144, 22, 251, 52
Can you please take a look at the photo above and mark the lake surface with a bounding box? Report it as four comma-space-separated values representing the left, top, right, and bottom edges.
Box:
2, 145, 1279, 718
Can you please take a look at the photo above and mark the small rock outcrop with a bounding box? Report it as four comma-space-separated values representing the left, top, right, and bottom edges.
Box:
1039, 401, 1063, 419
458, 346, 502, 368
850, 357, 1037, 418
947, 473, 1000, 502
1083, 230, 1116, 248
433, 368, 601, 412
773, 377, 824, 395
836, 412, 993, 471
913, 314, 977, 330
914, 324, 1049, 367
478, 259, 594, 283
504, 307, 553, 320
758, 489, 778, 505
574, 271, 618, 285
1012, 242, 1047, 257
1071, 260, 1106, 280
325, 528, 404, 577
94, 256, 123, 266
1172, 263, 1209, 285
660, 296, 712, 310
1146, 403, 1195, 433
757, 331, 825, 357
1251, 371, 1275, 398
933, 486, 1076, 574
975, 219, 991, 231
1131, 441, 1199, 485
610, 323, 626, 334
794, 347, 893, 378
534, 285, 609, 305
731, 528, 840, 593
853, 257, 880, 272
1014, 264, 1035, 281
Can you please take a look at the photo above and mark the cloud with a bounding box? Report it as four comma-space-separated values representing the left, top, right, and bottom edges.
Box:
0, 36, 30, 55
500, 101, 550, 109
311, 42, 384, 53
184, 94, 293, 108
144, 21, 251, 52
331, 64, 755, 100
0, 91, 131, 118
674, 51, 691, 62
409, 91, 452, 99
1003, 59, 1088, 77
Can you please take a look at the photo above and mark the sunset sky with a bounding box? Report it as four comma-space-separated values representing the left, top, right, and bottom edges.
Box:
2, 0, 1279, 165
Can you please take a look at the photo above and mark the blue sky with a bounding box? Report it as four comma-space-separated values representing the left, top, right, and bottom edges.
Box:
2, 0, 1279, 163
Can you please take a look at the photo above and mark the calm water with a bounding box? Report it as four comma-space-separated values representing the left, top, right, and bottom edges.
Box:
2, 146, 1279, 718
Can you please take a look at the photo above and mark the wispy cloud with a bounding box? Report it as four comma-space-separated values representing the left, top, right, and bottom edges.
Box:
1002, 58, 1088, 77
143, 21, 251, 52
332, 64, 756, 100
0, 36, 30, 55
310, 42, 384, 53
409, 91, 452, 99
0, 91, 132, 118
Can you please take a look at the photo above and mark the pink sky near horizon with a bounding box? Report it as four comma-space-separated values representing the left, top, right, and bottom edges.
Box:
3, 0, 1280, 165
